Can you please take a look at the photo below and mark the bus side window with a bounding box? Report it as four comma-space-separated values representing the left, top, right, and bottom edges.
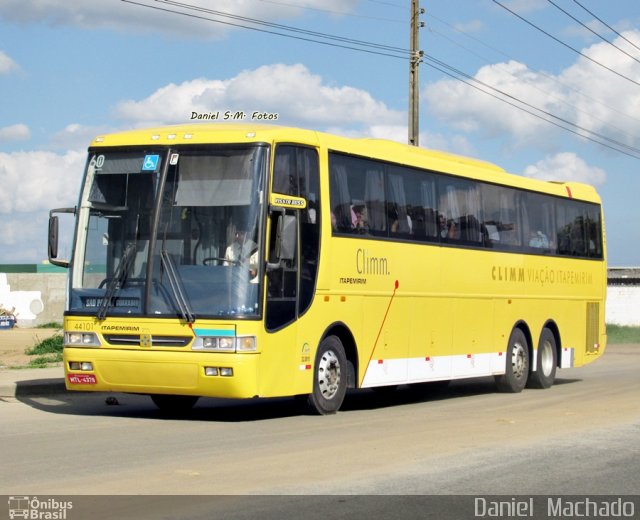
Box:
481, 184, 521, 248
418, 177, 438, 241
387, 169, 411, 237
556, 201, 588, 257
330, 160, 353, 233
364, 167, 386, 235
584, 204, 603, 258
439, 177, 481, 245
522, 192, 554, 252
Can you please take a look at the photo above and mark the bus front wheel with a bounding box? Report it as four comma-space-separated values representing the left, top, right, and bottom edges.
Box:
495, 328, 529, 393
307, 336, 347, 415
527, 328, 557, 389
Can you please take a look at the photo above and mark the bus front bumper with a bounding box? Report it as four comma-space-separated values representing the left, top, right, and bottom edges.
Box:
63, 347, 260, 399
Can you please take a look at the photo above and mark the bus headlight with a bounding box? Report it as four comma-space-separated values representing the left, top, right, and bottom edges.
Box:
65, 332, 101, 347
218, 337, 235, 351
236, 337, 256, 352
69, 361, 94, 371
193, 336, 256, 352
203, 366, 233, 377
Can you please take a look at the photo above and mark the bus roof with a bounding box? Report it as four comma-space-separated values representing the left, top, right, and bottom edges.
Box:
89, 123, 601, 204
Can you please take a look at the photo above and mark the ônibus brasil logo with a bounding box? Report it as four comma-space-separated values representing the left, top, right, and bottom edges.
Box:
7, 497, 72, 520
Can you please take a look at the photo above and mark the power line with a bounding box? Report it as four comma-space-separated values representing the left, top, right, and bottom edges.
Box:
571, 0, 640, 54
254, 0, 405, 24
425, 56, 640, 159
546, 0, 640, 66
120, 0, 640, 158
364, 0, 407, 9
492, 0, 640, 88
158, 0, 410, 54
427, 9, 640, 128
426, 15, 640, 145
422, 56, 640, 160
121, 0, 410, 59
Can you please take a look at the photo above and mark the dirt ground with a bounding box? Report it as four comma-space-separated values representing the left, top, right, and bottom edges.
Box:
0, 327, 61, 368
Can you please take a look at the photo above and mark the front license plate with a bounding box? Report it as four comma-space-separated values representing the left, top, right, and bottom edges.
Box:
67, 373, 97, 384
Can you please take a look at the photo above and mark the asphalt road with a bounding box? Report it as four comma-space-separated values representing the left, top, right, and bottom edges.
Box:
1, 344, 638, 519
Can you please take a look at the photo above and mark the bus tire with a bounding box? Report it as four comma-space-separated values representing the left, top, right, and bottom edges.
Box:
527, 328, 557, 389
150, 394, 199, 413
495, 328, 529, 393
307, 335, 347, 415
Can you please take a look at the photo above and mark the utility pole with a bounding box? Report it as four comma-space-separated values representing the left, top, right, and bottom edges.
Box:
408, 0, 423, 147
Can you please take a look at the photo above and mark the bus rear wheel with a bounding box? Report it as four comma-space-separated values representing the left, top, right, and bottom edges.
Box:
495, 328, 529, 393
150, 394, 199, 414
527, 328, 557, 389
307, 336, 347, 415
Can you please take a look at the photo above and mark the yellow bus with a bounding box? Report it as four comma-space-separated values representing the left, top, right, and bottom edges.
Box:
48, 124, 606, 414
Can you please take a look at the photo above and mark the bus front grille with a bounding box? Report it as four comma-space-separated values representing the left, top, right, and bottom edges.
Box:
103, 334, 192, 348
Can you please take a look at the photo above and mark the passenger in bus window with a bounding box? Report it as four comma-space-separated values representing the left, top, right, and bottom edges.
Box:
529, 230, 550, 248
438, 214, 446, 237
447, 219, 459, 239
224, 226, 259, 282
224, 227, 256, 264
440, 217, 459, 240
351, 203, 368, 233
333, 203, 353, 232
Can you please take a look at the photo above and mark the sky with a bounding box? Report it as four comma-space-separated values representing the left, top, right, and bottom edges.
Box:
1, 0, 639, 266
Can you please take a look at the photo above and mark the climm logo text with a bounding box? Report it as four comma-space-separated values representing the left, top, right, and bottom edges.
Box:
356, 249, 390, 275
492, 266, 525, 283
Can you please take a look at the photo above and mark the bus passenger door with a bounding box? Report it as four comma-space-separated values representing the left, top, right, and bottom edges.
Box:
263, 144, 320, 397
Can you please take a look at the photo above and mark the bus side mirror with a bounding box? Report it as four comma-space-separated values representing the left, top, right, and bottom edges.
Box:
267, 211, 296, 271
48, 216, 59, 260
48, 207, 76, 268
276, 214, 296, 261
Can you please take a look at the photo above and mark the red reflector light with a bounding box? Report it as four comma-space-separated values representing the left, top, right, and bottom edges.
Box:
68, 373, 97, 385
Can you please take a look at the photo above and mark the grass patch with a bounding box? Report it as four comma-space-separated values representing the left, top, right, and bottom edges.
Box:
607, 324, 640, 344
36, 321, 63, 329
26, 354, 62, 367
26, 334, 64, 356
23, 334, 63, 367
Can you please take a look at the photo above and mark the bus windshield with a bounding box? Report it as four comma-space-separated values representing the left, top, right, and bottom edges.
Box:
69, 145, 267, 319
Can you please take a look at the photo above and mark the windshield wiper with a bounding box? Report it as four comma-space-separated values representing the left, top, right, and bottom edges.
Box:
160, 250, 195, 323
97, 242, 136, 320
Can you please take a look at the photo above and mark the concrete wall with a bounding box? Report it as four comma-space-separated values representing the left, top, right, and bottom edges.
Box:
606, 285, 640, 326
606, 268, 640, 327
0, 272, 67, 327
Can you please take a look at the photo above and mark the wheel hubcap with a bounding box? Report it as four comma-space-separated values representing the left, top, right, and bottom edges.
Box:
511, 341, 527, 379
318, 350, 341, 399
540, 340, 553, 376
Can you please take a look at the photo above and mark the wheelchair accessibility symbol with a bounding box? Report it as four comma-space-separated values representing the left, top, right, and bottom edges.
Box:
142, 154, 160, 171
